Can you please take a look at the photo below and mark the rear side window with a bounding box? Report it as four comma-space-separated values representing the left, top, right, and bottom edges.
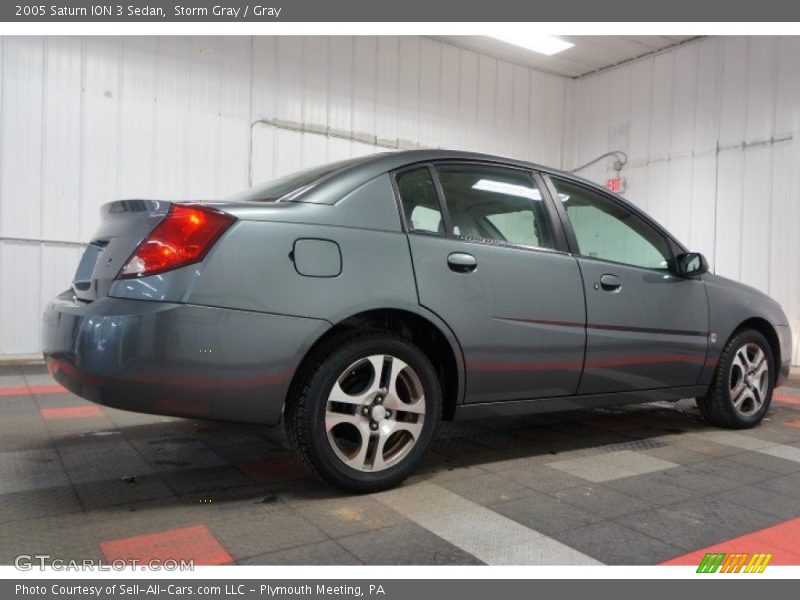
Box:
396, 168, 443, 234
435, 164, 555, 249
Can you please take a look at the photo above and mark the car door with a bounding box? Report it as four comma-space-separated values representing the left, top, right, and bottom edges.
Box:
545, 175, 709, 394
395, 162, 586, 404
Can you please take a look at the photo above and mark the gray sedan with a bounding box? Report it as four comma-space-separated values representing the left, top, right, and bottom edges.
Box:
42, 150, 793, 492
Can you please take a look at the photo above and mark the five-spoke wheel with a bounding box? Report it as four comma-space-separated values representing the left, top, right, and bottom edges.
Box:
728, 342, 770, 417
697, 329, 774, 429
325, 354, 426, 472
285, 331, 441, 493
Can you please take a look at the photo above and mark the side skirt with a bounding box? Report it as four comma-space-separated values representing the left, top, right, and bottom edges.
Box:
453, 385, 708, 420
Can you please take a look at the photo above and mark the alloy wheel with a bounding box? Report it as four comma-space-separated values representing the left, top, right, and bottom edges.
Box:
324, 354, 426, 472
729, 342, 770, 417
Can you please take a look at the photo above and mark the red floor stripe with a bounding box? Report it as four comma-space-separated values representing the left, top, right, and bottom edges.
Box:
785, 418, 800, 429
0, 383, 67, 397
100, 524, 233, 566
234, 456, 305, 484
0, 386, 30, 397
661, 517, 800, 566
775, 394, 800, 406
40, 406, 103, 420
30, 384, 69, 395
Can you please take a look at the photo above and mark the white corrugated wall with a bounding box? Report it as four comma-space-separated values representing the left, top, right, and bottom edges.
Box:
564, 36, 800, 365
0, 35, 798, 366
0, 35, 566, 357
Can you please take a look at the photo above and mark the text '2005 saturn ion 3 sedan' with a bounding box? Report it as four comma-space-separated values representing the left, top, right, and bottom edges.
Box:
43, 150, 793, 492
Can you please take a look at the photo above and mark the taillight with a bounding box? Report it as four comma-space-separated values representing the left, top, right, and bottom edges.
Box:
118, 204, 235, 279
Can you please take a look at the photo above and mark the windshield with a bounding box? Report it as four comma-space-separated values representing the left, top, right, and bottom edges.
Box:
228, 157, 368, 202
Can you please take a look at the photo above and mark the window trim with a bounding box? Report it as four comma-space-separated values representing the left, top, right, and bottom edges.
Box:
391, 163, 450, 237
392, 159, 570, 255
542, 173, 680, 273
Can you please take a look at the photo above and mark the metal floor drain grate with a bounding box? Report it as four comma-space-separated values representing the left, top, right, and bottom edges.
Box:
598, 438, 667, 452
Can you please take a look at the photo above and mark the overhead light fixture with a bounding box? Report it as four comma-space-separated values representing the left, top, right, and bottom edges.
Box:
487, 34, 574, 56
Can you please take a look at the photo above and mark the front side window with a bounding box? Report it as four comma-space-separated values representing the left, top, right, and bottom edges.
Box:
396, 167, 443, 234
434, 164, 555, 249
552, 178, 671, 270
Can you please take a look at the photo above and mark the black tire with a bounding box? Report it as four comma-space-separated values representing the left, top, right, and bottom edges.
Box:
285, 329, 442, 493
696, 329, 774, 429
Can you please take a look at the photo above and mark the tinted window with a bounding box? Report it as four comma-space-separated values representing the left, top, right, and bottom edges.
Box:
435, 164, 554, 249
228, 157, 367, 202
552, 178, 672, 269
396, 168, 443, 234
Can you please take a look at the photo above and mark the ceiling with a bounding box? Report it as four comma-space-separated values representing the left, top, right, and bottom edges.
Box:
430, 35, 701, 78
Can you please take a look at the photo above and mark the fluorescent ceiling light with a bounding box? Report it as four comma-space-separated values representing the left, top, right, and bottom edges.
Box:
487, 34, 574, 56
473, 179, 542, 200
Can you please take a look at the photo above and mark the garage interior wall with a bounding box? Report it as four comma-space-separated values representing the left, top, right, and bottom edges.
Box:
564, 36, 800, 365
0, 35, 567, 357
0, 35, 798, 366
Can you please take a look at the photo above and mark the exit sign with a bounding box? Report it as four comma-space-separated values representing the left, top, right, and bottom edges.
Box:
606, 177, 624, 193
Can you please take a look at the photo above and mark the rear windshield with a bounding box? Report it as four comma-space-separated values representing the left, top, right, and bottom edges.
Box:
228, 157, 367, 202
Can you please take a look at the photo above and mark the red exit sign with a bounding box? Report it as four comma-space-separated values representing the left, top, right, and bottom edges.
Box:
606, 177, 624, 193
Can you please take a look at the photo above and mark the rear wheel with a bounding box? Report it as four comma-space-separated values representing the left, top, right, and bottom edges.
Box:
696, 329, 774, 429
285, 330, 441, 493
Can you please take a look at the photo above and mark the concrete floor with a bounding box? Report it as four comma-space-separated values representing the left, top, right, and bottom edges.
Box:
2, 363, 800, 566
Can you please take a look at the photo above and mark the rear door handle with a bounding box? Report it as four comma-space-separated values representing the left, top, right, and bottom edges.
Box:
447, 252, 477, 273
598, 274, 622, 292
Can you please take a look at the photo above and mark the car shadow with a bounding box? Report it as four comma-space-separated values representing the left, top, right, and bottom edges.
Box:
7, 398, 720, 526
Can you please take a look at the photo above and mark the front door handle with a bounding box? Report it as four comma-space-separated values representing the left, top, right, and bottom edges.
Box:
598, 274, 622, 292
447, 252, 477, 273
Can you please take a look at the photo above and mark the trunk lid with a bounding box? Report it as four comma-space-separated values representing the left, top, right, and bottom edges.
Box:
72, 200, 170, 301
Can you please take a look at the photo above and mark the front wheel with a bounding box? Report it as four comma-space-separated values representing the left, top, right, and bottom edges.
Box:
285, 331, 441, 493
696, 329, 774, 429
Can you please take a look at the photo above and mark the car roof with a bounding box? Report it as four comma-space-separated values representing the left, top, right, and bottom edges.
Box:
356, 149, 557, 174
295, 149, 595, 205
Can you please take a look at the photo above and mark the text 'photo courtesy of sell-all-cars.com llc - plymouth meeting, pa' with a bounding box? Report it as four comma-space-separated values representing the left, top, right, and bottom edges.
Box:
42, 149, 793, 493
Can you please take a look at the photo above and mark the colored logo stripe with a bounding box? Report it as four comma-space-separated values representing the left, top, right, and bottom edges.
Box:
697, 552, 772, 573
721, 553, 747, 573
697, 553, 725, 573
745, 554, 772, 573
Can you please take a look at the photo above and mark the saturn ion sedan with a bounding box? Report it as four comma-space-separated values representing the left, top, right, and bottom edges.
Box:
43, 150, 793, 492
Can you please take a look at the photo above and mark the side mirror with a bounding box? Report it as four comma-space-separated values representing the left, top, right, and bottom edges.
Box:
674, 252, 709, 278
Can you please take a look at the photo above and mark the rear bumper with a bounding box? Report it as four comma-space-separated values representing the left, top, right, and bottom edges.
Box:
42, 292, 330, 425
